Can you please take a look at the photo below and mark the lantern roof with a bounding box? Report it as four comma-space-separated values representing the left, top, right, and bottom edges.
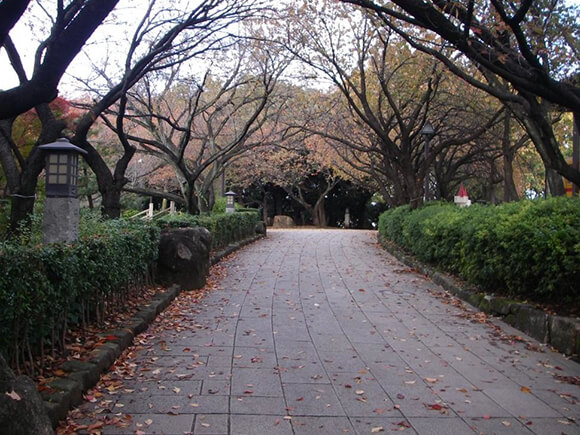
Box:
420, 121, 435, 137
38, 137, 87, 154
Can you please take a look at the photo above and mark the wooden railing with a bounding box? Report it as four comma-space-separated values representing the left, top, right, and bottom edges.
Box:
130, 200, 176, 220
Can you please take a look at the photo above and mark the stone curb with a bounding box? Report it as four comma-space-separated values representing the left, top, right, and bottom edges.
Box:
378, 235, 580, 360
210, 233, 266, 265
42, 234, 266, 428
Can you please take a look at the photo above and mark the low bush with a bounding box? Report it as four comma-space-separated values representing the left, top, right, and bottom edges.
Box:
378, 198, 580, 305
156, 210, 260, 251
0, 218, 159, 374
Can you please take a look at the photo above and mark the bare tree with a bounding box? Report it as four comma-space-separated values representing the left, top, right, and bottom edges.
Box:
0, 0, 119, 119
281, 7, 501, 207
101, 39, 291, 214
339, 0, 580, 192
1, 0, 270, 227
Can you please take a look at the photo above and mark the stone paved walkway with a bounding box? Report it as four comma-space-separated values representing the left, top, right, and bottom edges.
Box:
74, 229, 579, 434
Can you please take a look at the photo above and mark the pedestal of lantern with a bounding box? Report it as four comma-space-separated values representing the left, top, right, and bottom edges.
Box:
39, 138, 87, 243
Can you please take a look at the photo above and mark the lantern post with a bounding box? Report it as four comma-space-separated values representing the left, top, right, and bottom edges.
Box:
38, 138, 87, 243
420, 121, 436, 202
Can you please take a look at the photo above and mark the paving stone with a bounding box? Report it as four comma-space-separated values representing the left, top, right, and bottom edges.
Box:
468, 417, 535, 434
407, 416, 478, 434
229, 395, 288, 415
283, 383, 345, 416
75, 413, 195, 434
480, 385, 562, 418
68, 229, 580, 434
118, 379, 203, 397
193, 414, 229, 434
349, 417, 418, 434
291, 416, 355, 434
513, 417, 580, 435
111, 393, 228, 414
230, 414, 293, 435
329, 372, 400, 418
231, 367, 283, 397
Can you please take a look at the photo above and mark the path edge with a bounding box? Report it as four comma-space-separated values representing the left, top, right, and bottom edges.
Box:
377, 234, 580, 360
42, 234, 266, 428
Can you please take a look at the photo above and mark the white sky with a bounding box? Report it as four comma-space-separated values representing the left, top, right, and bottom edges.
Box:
1, 0, 578, 98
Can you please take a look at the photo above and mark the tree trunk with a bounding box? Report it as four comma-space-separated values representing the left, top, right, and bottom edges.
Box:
8, 157, 44, 232
184, 183, 200, 215
0, 121, 47, 232
502, 111, 519, 202
101, 184, 123, 219
313, 199, 327, 227
517, 95, 567, 196
545, 168, 564, 197
406, 173, 422, 209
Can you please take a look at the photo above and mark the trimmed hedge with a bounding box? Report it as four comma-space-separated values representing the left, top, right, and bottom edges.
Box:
0, 219, 160, 372
378, 198, 580, 305
156, 210, 260, 251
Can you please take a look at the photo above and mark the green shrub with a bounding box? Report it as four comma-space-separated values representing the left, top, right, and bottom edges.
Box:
0, 218, 160, 372
156, 211, 259, 251
378, 198, 580, 305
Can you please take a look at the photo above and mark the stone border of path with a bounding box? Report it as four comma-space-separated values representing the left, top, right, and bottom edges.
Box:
378, 235, 580, 360
42, 234, 265, 428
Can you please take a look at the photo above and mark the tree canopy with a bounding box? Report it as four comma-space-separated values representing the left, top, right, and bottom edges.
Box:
0, 0, 578, 232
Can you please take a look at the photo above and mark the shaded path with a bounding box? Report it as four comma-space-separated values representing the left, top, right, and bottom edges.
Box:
70, 229, 579, 434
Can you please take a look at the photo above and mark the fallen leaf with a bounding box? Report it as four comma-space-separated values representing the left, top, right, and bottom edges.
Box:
201, 423, 210, 428
425, 377, 438, 383
5, 390, 21, 401
144, 419, 153, 426
371, 426, 384, 433
172, 387, 181, 393
296, 397, 304, 401
355, 390, 365, 395
520, 386, 531, 393
558, 419, 573, 425
87, 421, 104, 431
502, 421, 511, 427
482, 415, 491, 420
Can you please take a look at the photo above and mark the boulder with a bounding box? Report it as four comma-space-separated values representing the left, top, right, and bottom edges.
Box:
272, 215, 295, 228
255, 221, 267, 235
157, 227, 212, 290
0, 355, 54, 434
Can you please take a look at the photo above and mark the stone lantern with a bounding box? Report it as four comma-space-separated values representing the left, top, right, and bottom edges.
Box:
225, 191, 236, 214
39, 138, 87, 243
